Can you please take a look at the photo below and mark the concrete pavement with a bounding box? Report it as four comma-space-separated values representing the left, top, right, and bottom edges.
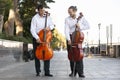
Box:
0, 51, 120, 80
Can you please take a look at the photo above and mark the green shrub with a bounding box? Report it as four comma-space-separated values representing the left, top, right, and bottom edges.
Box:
0, 33, 32, 43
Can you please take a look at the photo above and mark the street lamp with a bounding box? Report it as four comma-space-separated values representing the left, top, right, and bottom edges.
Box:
98, 23, 101, 54
106, 26, 109, 56
86, 32, 89, 55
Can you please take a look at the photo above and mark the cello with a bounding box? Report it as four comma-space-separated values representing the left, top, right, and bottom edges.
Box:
68, 12, 84, 62
67, 12, 84, 77
36, 12, 53, 60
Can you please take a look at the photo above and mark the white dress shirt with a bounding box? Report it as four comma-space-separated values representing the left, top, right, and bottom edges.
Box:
30, 13, 54, 40
64, 16, 90, 41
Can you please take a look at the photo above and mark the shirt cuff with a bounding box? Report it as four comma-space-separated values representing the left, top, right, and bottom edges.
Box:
49, 25, 54, 30
34, 35, 39, 40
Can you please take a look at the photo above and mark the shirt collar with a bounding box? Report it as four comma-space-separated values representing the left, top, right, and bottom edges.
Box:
37, 13, 46, 18
69, 16, 77, 20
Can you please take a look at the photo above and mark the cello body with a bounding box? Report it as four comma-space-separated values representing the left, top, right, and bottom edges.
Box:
36, 29, 53, 60
36, 43, 53, 60
68, 12, 84, 61
35, 12, 53, 60
68, 32, 84, 61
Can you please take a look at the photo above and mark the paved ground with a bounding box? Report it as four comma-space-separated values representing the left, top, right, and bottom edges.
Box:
0, 51, 120, 80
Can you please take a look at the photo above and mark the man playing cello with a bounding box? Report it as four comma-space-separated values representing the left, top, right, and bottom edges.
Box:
65, 6, 90, 78
30, 5, 54, 77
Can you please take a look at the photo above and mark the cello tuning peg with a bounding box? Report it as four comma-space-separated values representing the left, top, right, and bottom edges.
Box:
45, 11, 50, 16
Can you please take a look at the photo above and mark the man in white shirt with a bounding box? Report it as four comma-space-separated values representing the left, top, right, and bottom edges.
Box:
30, 5, 54, 77
65, 6, 90, 78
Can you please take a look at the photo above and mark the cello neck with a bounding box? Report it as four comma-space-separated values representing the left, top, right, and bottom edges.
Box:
75, 12, 83, 30
44, 12, 48, 29
43, 12, 48, 42
43, 11, 50, 42
77, 12, 83, 23
44, 11, 50, 29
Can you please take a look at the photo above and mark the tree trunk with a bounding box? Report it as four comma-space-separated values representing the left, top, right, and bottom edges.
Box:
4, 9, 15, 36
14, 0, 23, 36
15, 11, 23, 36
0, 15, 4, 33
4, 0, 23, 36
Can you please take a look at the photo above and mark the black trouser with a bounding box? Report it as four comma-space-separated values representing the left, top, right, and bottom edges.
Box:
70, 60, 83, 75
67, 40, 84, 75
33, 38, 50, 74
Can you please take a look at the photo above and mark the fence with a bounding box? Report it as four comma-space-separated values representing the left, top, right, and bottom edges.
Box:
88, 43, 120, 58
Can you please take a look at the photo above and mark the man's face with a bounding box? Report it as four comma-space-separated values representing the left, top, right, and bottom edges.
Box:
38, 8, 45, 16
68, 9, 76, 17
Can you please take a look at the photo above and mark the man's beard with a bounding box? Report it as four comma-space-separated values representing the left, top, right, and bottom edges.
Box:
70, 14, 76, 19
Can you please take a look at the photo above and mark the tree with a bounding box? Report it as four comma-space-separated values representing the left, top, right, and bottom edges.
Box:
4, 0, 23, 36
1, 0, 55, 43
19, 0, 55, 38
0, 0, 12, 33
4, 9, 15, 36
14, 0, 23, 36
51, 28, 66, 50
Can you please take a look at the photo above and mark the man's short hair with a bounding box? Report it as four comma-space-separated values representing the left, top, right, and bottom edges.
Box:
37, 5, 44, 11
69, 6, 77, 11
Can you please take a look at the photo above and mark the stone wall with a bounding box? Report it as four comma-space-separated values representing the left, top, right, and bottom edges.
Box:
0, 39, 33, 62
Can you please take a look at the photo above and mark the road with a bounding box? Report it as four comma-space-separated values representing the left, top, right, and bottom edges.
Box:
0, 51, 120, 80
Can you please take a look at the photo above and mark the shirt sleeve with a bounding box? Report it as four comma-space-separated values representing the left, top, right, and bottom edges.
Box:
64, 18, 70, 41
79, 17, 90, 30
48, 17, 54, 30
30, 17, 39, 40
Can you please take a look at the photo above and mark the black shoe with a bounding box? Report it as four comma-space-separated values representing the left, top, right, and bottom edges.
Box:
69, 73, 73, 77
69, 72, 77, 77
45, 74, 53, 77
79, 74, 85, 78
36, 73, 40, 77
